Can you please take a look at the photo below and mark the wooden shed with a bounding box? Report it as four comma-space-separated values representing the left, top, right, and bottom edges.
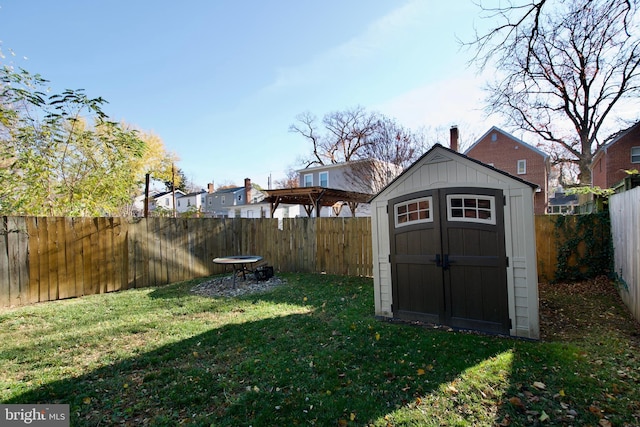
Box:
370, 144, 539, 339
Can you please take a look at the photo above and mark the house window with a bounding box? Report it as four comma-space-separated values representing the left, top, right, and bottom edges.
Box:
187, 199, 191, 206
304, 174, 313, 187
632, 147, 640, 163
517, 159, 527, 174
177, 200, 181, 207
447, 194, 496, 225
491, 133, 497, 142
319, 171, 329, 187
394, 197, 433, 228
221, 196, 226, 205
164, 199, 169, 206
238, 194, 242, 201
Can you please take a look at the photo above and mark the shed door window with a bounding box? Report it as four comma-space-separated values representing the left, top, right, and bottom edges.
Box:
632, 147, 640, 163
394, 197, 433, 227
447, 194, 496, 225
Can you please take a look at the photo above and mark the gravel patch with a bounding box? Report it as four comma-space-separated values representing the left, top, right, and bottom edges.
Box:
190, 273, 286, 298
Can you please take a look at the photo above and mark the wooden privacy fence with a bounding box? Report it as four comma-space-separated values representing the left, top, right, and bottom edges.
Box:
0, 217, 372, 307
534, 214, 612, 283
1, 214, 611, 307
610, 187, 640, 322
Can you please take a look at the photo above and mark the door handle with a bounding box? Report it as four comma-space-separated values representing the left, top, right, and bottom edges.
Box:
443, 254, 451, 270
433, 254, 442, 267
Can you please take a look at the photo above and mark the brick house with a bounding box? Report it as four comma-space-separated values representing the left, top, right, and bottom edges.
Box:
464, 126, 550, 214
591, 121, 640, 190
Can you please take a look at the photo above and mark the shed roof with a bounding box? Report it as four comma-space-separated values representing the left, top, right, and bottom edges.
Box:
370, 143, 538, 202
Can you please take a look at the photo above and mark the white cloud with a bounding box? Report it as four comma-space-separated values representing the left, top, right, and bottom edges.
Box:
263, 0, 427, 92
377, 70, 491, 132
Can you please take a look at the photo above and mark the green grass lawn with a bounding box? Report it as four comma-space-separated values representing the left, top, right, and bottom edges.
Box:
1, 273, 639, 426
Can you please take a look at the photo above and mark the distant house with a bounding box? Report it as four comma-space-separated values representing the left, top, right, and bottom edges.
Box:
149, 190, 186, 213
547, 190, 579, 215
203, 178, 267, 218
176, 189, 207, 215
591, 121, 640, 190
294, 159, 401, 217
464, 126, 550, 214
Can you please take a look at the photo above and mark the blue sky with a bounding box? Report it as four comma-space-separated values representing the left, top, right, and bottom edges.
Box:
0, 1, 496, 190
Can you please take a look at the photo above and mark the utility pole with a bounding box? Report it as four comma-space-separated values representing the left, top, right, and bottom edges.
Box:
171, 163, 177, 218
144, 173, 150, 217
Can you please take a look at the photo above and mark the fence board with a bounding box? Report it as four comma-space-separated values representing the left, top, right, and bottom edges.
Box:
535, 216, 556, 283
0, 218, 11, 306
38, 218, 51, 302
57, 218, 72, 299
5, 218, 26, 305
25, 218, 40, 304
71, 218, 84, 297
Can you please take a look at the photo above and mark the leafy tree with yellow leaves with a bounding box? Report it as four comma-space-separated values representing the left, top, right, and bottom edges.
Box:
0, 64, 174, 216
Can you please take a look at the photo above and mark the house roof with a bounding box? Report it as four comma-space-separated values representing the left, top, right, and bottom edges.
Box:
181, 189, 207, 198
295, 158, 393, 174
153, 190, 186, 200
263, 186, 373, 217
370, 143, 538, 202
548, 192, 579, 206
465, 126, 549, 159
593, 121, 640, 161
212, 186, 244, 195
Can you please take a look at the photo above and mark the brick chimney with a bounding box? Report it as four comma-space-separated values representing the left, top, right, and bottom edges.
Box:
450, 125, 459, 152
244, 178, 251, 204
207, 182, 215, 194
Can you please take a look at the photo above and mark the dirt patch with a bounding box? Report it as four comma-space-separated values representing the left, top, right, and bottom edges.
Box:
190, 273, 286, 298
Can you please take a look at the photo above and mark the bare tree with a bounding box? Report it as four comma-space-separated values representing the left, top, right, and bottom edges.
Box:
290, 107, 425, 192
344, 116, 422, 193
274, 167, 300, 189
467, 0, 640, 184
290, 106, 380, 167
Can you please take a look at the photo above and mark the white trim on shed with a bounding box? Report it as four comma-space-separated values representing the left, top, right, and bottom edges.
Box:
370, 144, 540, 339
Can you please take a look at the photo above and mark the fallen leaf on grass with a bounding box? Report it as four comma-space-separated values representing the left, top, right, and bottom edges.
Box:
498, 415, 511, 426
589, 405, 603, 418
533, 381, 546, 390
599, 420, 612, 427
539, 410, 549, 422
508, 396, 525, 409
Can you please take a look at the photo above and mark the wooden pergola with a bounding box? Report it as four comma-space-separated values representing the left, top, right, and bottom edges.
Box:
263, 186, 373, 217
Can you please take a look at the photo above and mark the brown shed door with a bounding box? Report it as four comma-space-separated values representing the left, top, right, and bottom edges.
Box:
389, 188, 509, 334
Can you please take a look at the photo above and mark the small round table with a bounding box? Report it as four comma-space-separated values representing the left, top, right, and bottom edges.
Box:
213, 255, 263, 288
